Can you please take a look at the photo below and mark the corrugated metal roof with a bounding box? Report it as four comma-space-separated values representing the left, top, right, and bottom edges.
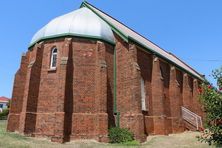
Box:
30, 7, 115, 46
83, 2, 204, 81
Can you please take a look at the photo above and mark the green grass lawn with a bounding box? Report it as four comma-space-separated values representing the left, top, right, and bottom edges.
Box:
0, 120, 212, 148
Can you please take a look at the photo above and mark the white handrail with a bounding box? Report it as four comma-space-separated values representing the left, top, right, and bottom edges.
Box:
196, 116, 198, 129
182, 107, 199, 117
181, 106, 202, 130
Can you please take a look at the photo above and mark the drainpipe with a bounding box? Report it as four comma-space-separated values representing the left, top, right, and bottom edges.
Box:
113, 47, 120, 127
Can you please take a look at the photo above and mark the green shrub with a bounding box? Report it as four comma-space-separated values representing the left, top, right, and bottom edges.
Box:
108, 127, 134, 143
198, 66, 222, 146
0, 108, 9, 120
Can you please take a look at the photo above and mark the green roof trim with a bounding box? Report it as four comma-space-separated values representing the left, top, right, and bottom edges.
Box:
128, 37, 205, 81
28, 33, 115, 49
82, 2, 204, 81
82, 2, 129, 42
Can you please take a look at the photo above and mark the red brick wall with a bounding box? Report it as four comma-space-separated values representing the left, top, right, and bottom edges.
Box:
115, 35, 130, 113
70, 39, 113, 142
115, 34, 146, 141
105, 44, 115, 128
183, 74, 193, 110
137, 49, 152, 113
137, 49, 152, 135
8, 37, 114, 143
7, 53, 29, 132
34, 39, 66, 137
168, 67, 184, 133
160, 61, 171, 133
22, 43, 44, 134
176, 69, 183, 94
7, 35, 204, 143
150, 57, 167, 135
160, 61, 170, 116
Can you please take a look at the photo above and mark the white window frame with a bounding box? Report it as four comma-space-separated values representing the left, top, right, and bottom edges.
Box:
141, 77, 147, 111
50, 48, 58, 69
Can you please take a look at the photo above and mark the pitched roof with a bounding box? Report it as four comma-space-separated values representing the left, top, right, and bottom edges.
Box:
0, 97, 10, 103
82, 2, 204, 81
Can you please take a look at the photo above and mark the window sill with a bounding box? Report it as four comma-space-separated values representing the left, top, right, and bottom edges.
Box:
48, 68, 57, 72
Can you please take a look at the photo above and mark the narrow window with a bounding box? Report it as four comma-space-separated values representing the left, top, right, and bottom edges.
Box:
160, 66, 164, 80
141, 77, 147, 111
50, 48, 57, 69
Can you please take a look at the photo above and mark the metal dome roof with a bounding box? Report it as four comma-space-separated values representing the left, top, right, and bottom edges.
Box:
30, 7, 115, 46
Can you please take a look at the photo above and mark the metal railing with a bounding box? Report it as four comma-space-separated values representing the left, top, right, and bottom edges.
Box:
181, 106, 203, 130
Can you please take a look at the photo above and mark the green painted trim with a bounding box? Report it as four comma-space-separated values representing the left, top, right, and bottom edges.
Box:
82, 2, 204, 82
82, 2, 128, 42
80, 2, 86, 8
113, 47, 117, 113
113, 47, 120, 127
128, 36, 205, 81
116, 112, 120, 128
28, 33, 115, 49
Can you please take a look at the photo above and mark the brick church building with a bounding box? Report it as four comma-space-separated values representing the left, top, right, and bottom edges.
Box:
7, 2, 204, 143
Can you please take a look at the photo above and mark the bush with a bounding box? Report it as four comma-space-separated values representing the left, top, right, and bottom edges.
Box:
0, 108, 9, 120
108, 127, 134, 143
198, 66, 222, 146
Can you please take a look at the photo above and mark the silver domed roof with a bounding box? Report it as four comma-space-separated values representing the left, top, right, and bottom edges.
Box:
30, 7, 115, 46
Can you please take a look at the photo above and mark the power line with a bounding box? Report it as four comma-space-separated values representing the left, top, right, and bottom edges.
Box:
182, 58, 222, 62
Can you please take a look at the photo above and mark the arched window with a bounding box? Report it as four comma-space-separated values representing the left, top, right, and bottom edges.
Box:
141, 77, 147, 111
50, 48, 57, 69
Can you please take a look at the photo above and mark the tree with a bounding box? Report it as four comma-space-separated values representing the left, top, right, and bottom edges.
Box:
198, 66, 222, 146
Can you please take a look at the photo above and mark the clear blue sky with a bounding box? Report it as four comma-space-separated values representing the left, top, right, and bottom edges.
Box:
0, 0, 221, 98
